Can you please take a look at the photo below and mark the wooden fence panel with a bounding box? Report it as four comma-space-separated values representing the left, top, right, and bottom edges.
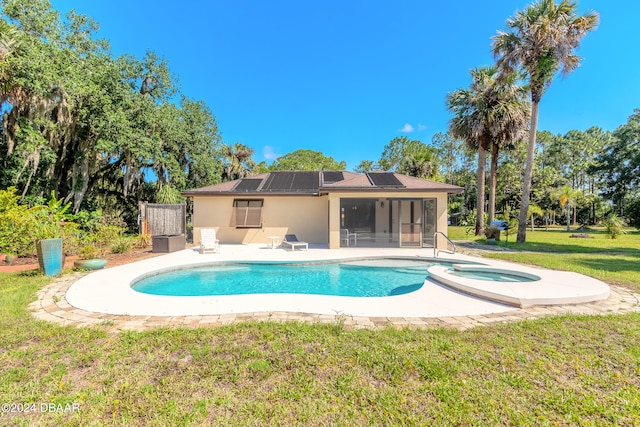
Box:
139, 202, 186, 236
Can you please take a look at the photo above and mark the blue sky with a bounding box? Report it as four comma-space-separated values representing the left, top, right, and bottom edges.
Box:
51, 0, 640, 171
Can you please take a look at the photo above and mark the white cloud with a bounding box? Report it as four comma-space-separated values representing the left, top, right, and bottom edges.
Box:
399, 123, 414, 133
263, 145, 279, 160
418, 124, 427, 131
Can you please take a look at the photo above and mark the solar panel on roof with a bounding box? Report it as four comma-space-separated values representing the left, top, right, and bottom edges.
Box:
234, 179, 262, 191
261, 172, 319, 192
367, 172, 405, 187
291, 172, 319, 190
262, 172, 293, 191
322, 171, 344, 183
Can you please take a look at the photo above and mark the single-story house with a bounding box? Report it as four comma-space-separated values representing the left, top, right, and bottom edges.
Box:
182, 171, 463, 249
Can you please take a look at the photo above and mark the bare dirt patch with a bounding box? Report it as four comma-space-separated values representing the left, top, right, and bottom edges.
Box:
0, 247, 164, 273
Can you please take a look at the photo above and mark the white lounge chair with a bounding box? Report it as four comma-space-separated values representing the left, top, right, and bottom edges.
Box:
340, 228, 357, 246
282, 234, 308, 251
200, 228, 220, 254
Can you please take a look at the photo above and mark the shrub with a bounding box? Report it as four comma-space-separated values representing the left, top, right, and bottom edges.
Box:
0, 212, 33, 256
60, 222, 81, 256
69, 210, 103, 233
463, 209, 477, 236
94, 225, 124, 247
604, 213, 626, 239
29, 191, 73, 241
134, 233, 152, 249
86, 213, 127, 253
0, 187, 33, 256
78, 244, 101, 260
110, 239, 131, 254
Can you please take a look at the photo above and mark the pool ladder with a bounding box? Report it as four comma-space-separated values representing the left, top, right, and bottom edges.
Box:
433, 232, 456, 258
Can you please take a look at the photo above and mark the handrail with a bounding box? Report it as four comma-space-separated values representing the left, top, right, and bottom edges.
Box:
433, 232, 456, 257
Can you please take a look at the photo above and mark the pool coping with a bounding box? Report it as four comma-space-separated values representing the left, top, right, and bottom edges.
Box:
64, 253, 520, 318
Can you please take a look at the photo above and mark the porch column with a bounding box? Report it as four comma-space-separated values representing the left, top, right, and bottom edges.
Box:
328, 194, 341, 249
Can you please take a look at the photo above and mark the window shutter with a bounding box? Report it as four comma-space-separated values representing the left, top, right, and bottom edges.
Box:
245, 200, 263, 227
232, 199, 263, 228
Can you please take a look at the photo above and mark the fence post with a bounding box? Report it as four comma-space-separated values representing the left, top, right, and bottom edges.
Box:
138, 201, 147, 235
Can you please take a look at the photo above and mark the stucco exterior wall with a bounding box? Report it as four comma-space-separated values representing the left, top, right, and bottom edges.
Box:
192, 195, 328, 245
192, 191, 451, 249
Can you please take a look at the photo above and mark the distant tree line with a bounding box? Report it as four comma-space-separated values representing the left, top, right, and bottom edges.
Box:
433, 117, 640, 231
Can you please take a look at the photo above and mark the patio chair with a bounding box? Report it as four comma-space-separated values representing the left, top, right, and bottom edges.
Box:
282, 234, 308, 251
200, 228, 220, 254
340, 228, 357, 246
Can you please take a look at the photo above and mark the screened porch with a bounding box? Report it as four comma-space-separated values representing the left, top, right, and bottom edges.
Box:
339, 197, 437, 248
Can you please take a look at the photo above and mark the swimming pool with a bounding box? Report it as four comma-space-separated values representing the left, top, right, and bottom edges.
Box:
64, 248, 611, 318
132, 260, 434, 297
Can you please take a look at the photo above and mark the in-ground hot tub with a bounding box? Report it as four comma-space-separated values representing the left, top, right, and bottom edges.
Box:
427, 263, 609, 308
448, 265, 540, 283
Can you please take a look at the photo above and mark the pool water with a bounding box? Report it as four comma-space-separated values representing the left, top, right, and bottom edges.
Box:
448, 270, 534, 282
132, 260, 432, 297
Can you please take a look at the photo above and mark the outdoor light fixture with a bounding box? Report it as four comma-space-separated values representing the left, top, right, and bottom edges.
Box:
381, 201, 385, 208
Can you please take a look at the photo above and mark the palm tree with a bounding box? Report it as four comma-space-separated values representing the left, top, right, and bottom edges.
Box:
493, 0, 598, 243
551, 185, 581, 231
447, 67, 528, 236
527, 203, 544, 231
222, 142, 256, 181
447, 69, 490, 236
486, 72, 529, 224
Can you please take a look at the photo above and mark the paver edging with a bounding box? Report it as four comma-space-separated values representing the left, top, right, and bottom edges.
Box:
24, 272, 640, 333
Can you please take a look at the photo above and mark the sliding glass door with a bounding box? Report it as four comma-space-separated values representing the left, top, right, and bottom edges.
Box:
399, 199, 421, 247
422, 198, 437, 247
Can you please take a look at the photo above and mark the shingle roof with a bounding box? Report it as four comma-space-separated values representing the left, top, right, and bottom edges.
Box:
182, 171, 463, 196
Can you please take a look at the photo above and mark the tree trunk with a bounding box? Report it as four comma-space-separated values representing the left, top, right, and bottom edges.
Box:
592, 177, 596, 224
19, 149, 41, 198
488, 143, 498, 224
531, 214, 534, 232
476, 145, 487, 236
517, 101, 539, 243
545, 214, 549, 231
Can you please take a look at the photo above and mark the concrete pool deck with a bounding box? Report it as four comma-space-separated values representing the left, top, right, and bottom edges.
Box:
29, 244, 640, 332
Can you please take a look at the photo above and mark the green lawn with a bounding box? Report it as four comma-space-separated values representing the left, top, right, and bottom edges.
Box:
1, 231, 640, 425
448, 225, 640, 254
449, 226, 640, 292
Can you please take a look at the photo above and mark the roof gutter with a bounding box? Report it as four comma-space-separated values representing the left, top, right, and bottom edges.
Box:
319, 187, 464, 195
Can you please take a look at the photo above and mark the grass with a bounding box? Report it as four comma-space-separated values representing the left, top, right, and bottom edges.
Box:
485, 252, 640, 290
1, 231, 640, 425
449, 225, 640, 253
448, 226, 640, 292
